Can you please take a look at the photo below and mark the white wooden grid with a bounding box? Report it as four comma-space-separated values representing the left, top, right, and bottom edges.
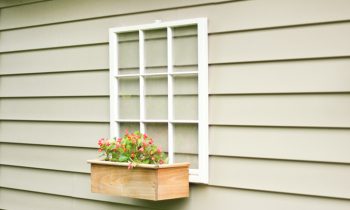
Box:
109, 18, 208, 183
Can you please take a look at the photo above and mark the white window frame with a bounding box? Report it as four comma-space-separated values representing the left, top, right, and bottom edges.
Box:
109, 18, 208, 183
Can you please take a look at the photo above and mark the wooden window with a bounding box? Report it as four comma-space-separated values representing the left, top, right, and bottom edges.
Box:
109, 18, 208, 183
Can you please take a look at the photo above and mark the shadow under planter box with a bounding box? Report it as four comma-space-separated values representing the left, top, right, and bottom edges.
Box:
87, 160, 190, 201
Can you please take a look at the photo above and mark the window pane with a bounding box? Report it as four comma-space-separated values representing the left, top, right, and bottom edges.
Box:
118, 77, 139, 119
144, 29, 167, 73
174, 95, 198, 120
174, 123, 198, 169
118, 122, 140, 136
174, 124, 198, 154
175, 154, 198, 169
145, 76, 168, 120
174, 74, 198, 95
173, 25, 198, 66
144, 123, 168, 152
118, 31, 139, 74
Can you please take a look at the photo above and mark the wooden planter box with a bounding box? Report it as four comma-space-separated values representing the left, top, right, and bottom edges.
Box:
87, 159, 190, 201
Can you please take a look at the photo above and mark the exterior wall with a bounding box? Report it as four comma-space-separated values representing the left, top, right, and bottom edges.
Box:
1, 0, 350, 209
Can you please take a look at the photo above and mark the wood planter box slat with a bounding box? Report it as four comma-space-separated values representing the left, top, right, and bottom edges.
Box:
87, 159, 190, 201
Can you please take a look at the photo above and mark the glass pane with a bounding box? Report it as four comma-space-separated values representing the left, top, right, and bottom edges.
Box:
118, 77, 139, 120
144, 29, 167, 73
174, 123, 198, 169
119, 122, 140, 136
144, 123, 168, 152
119, 96, 139, 119
174, 74, 198, 95
118, 31, 139, 73
175, 154, 198, 169
173, 25, 198, 66
145, 76, 168, 120
174, 95, 198, 120
174, 124, 198, 154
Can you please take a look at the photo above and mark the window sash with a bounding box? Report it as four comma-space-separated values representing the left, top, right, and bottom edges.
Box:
109, 18, 208, 183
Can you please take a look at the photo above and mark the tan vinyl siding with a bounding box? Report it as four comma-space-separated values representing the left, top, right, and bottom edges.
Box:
210, 126, 350, 164
1, 0, 350, 209
1, 0, 350, 52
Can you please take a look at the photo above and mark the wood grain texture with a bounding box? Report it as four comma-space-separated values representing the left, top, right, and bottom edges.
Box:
89, 161, 189, 200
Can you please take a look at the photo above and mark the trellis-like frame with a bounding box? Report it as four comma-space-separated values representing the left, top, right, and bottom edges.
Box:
109, 18, 208, 183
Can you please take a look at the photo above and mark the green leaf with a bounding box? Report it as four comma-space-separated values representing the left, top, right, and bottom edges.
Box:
118, 155, 129, 162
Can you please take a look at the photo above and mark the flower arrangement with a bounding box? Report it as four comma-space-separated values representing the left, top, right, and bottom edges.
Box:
97, 130, 168, 169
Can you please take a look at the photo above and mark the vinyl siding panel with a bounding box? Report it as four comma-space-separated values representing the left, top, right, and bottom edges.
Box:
1, 0, 350, 209
0, 45, 108, 75
0, 121, 108, 147
210, 22, 350, 64
0, 97, 109, 122
0, 71, 108, 97
209, 58, 350, 94
210, 126, 350, 164
210, 94, 350, 128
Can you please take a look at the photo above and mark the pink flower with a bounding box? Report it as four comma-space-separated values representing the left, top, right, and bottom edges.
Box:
149, 138, 154, 145
159, 160, 164, 164
143, 133, 148, 139
151, 157, 155, 161
139, 147, 144, 152
157, 146, 162, 153
128, 162, 133, 170
98, 138, 104, 146
106, 141, 110, 146
142, 141, 147, 147
125, 129, 129, 135
98, 148, 102, 152
117, 138, 122, 143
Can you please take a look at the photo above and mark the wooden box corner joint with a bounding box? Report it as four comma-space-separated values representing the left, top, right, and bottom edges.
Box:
87, 159, 190, 201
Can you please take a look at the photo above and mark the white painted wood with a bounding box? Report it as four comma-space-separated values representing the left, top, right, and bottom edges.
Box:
139, 30, 145, 133
108, 31, 119, 138
167, 27, 174, 164
197, 18, 209, 183
109, 18, 208, 183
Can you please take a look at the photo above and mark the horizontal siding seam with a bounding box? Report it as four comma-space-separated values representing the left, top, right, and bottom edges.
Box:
1, 20, 350, 54
208, 184, 350, 202
209, 123, 350, 130
0, 187, 161, 210
1, 119, 350, 129
0, 68, 107, 76
208, 154, 350, 166
0, 0, 236, 31
209, 55, 350, 65
0, 95, 110, 99
0, 42, 107, 54
213, 19, 350, 35
0, 118, 109, 123
3, 91, 350, 99
0, 0, 50, 9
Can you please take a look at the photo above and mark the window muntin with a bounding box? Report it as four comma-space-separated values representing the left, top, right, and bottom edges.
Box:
109, 18, 208, 183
